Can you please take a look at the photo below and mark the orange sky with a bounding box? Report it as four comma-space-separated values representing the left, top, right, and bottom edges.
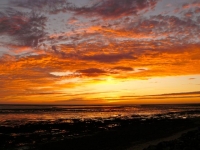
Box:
0, 0, 200, 104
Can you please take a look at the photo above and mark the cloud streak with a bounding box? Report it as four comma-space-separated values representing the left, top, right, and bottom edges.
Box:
82, 52, 136, 63
70, 0, 159, 19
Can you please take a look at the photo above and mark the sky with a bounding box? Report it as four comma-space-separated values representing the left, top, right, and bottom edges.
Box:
0, 0, 200, 104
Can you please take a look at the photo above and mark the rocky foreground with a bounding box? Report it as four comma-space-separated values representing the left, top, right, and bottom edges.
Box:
1, 113, 200, 150
144, 127, 200, 150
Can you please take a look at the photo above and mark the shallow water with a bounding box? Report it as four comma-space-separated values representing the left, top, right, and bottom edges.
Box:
1, 104, 200, 127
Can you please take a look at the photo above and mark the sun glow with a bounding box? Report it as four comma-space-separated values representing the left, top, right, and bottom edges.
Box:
1, 0, 200, 104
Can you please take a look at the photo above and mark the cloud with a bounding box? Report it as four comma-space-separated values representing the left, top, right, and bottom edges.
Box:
125, 15, 200, 43
120, 91, 200, 103
0, 9, 27, 35
195, 8, 200, 13
1, 43, 200, 103
67, 17, 78, 24
74, 14, 200, 47
70, 0, 159, 19
77, 68, 106, 77
182, 1, 200, 9
112, 66, 133, 71
189, 78, 196, 80
11, 0, 69, 14
82, 52, 136, 63
0, 8, 47, 48
184, 11, 194, 18
150, 91, 200, 97
134, 91, 200, 103
0, 54, 16, 62
55, 98, 107, 105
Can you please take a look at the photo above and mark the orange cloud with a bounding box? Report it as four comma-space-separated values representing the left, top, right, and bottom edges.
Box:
182, 2, 200, 9
1, 0, 200, 104
1, 42, 200, 104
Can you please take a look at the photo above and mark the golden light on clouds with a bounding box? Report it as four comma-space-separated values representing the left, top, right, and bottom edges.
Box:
0, 0, 200, 104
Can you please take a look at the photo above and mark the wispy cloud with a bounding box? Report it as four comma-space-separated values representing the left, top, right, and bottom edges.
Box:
0, 8, 47, 48
11, 0, 70, 14
70, 0, 159, 19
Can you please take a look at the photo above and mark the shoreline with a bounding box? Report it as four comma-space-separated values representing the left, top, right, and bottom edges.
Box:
1, 112, 200, 150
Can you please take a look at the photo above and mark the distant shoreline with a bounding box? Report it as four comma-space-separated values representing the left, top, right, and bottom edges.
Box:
1, 103, 200, 106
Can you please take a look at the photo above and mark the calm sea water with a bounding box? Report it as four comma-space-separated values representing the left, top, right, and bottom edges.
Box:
1, 104, 200, 127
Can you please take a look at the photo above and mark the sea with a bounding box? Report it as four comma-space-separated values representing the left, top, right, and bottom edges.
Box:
1, 104, 200, 126
0, 104, 200, 149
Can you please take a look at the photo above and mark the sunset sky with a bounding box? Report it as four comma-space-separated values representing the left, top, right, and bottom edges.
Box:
0, 0, 200, 104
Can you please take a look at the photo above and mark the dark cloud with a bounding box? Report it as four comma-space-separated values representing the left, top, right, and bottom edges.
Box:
11, 0, 70, 14
138, 68, 147, 71
77, 68, 106, 76
124, 14, 200, 45
55, 98, 106, 104
134, 91, 200, 100
70, 0, 159, 19
55, 98, 86, 104
0, 8, 47, 48
82, 53, 136, 63
150, 91, 200, 97
112, 66, 133, 71
28, 92, 65, 96
195, 8, 200, 13
16, 12, 47, 48
0, 8, 27, 34
137, 96, 200, 100
133, 15, 197, 32
189, 78, 196, 80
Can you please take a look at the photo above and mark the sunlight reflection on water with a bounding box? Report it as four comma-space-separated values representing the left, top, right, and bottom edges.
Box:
0, 105, 200, 127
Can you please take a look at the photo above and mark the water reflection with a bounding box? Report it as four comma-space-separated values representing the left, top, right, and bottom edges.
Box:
1, 105, 200, 127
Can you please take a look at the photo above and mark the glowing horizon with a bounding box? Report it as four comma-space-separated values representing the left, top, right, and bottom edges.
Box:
0, 0, 200, 104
